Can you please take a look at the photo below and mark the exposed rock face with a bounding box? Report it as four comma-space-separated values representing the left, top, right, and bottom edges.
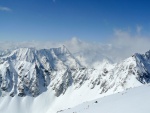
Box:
0, 46, 82, 97
0, 46, 150, 97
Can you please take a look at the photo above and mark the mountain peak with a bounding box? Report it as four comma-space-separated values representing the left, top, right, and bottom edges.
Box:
52, 45, 71, 55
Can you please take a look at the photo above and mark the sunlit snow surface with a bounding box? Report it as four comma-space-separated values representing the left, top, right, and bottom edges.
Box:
61, 84, 150, 113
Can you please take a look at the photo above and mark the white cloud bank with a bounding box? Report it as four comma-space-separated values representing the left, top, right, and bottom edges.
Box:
111, 28, 150, 60
0, 28, 150, 66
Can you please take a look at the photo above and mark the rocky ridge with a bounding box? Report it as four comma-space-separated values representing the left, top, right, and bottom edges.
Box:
0, 46, 150, 98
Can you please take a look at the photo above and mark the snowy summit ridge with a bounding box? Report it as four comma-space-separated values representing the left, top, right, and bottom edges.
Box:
0, 46, 82, 97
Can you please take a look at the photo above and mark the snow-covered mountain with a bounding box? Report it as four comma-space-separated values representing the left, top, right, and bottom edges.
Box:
0, 46, 150, 113
0, 46, 82, 97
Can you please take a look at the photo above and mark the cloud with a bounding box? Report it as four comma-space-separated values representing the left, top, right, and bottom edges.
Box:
0, 27, 150, 67
136, 25, 142, 33
0, 38, 114, 67
109, 28, 150, 60
0, 6, 12, 12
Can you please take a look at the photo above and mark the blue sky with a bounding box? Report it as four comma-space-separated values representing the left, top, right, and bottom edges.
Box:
0, 0, 150, 42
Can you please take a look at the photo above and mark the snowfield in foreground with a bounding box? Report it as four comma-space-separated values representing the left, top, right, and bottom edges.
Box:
61, 84, 150, 113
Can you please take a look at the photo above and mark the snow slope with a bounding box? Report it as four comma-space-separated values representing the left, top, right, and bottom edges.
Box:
61, 84, 150, 113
